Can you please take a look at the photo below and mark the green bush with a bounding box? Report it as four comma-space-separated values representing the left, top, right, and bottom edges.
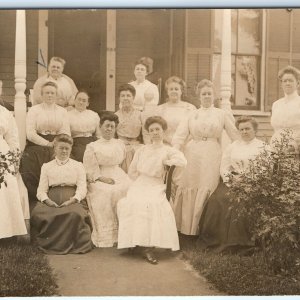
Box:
227, 129, 300, 275
0, 238, 58, 296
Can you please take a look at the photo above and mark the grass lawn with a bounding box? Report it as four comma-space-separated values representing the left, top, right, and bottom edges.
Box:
0, 237, 58, 296
180, 235, 300, 296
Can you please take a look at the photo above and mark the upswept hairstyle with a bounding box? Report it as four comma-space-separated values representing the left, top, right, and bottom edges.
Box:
278, 65, 300, 82
235, 115, 258, 131
49, 56, 66, 68
117, 84, 136, 98
53, 134, 73, 146
99, 112, 119, 126
41, 81, 58, 94
195, 79, 214, 96
165, 76, 186, 93
144, 116, 168, 132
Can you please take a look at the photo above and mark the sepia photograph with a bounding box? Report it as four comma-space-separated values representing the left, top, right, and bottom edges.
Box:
0, 7, 300, 297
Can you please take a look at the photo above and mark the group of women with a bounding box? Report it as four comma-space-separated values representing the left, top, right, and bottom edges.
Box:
1, 59, 300, 264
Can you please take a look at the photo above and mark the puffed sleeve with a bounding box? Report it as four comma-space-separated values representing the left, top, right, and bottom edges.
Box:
57, 109, 71, 136
74, 162, 87, 201
128, 146, 143, 180
26, 107, 50, 146
36, 164, 50, 202
147, 83, 159, 106
223, 111, 240, 141
220, 142, 234, 182
171, 114, 192, 148
83, 143, 101, 182
164, 146, 187, 167
4, 111, 20, 150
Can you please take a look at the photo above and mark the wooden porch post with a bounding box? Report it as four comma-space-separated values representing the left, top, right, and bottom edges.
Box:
14, 10, 27, 151
106, 10, 116, 111
220, 9, 232, 111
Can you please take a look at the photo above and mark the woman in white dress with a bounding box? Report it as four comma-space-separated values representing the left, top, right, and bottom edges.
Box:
31, 134, 92, 254
0, 105, 27, 239
117, 116, 187, 264
128, 57, 159, 111
115, 84, 142, 173
271, 65, 300, 148
83, 112, 131, 247
20, 81, 70, 206
68, 91, 101, 162
172, 79, 239, 235
199, 116, 265, 251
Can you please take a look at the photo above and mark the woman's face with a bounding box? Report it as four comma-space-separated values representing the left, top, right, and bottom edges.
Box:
167, 82, 182, 103
119, 90, 134, 109
41, 85, 57, 105
148, 122, 164, 143
54, 141, 72, 161
238, 121, 256, 142
134, 64, 147, 81
74, 92, 89, 112
100, 120, 116, 140
281, 73, 299, 95
48, 60, 64, 79
199, 86, 214, 108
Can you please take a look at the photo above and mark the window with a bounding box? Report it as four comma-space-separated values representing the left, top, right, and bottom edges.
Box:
213, 9, 262, 110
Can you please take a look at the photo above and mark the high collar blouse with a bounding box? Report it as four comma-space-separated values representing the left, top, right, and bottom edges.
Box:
68, 109, 101, 138
220, 138, 265, 181
26, 103, 71, 146
36, 158, 87, 202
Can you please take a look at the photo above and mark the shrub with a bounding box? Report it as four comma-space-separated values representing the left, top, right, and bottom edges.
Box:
227, 129, 300, 275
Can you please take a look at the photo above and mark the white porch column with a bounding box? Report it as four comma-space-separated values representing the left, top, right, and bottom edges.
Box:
106, 10, 116, 111
220, 9, 232, 111
14, 10, 27, 151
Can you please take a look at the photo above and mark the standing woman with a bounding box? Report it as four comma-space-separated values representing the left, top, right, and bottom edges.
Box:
31, 134, 92, 254
115, 84, 142, 173
20, 81, 70, 205
68, 91, 101, 162
129, 57, 159, 111
271, 65, 300, 147
117, 116, 187, 264
156, 76, 196, 145
172, 79, 239, 235
83, 112, 131, 248
0, 104, 27, 239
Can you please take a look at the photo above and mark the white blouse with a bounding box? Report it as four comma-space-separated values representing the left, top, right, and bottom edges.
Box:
37, 158, 87, 202
0, 105, 19, 150
157, 101, 196, 145
83, 137, 126, 182
172, 106, 239, 147
68, 109, 101, 138
26, 103, 71, 146
129, 143, 187, 181
271, 91, 300, 145
129, 79, 159, 111
220, 138, 265, 181
115, 109, 142, 139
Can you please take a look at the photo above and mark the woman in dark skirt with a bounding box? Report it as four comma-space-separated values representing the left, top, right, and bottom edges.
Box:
68, 90, 101, 162
31, 134, 92, 254
198, 116, 265, 251
20, 81, 70, 206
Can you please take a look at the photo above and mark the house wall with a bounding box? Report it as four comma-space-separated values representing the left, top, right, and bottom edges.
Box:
0, 10, 38, 104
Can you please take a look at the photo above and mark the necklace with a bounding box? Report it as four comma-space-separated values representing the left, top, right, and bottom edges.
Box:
55, 158, 69, 166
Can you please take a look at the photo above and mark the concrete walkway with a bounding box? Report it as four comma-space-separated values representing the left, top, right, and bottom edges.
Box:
48, 247, 222, 296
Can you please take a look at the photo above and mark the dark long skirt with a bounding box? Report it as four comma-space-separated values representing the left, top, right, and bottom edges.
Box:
20, 135, 55, 207
31, 186, 92, 254
198, 182, 254, 251
72, 136, 96, 162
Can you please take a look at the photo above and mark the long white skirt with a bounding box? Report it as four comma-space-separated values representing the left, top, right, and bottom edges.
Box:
0, 139, 27, 238
117, 175, 179, 251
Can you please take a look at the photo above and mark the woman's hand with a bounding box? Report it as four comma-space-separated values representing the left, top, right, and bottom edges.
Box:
96, 176, 115, 185
60, 197, 78, 207
47, 141, 54, 148
44, 198, 59, 208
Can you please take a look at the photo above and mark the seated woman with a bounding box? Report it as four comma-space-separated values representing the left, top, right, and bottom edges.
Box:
0, 104, 27, 240
20, 81, 70, 206
68, 90, 101, 162
117, 116, 187, 264
31, 134, 92, 254
83, 112, 131, 248
198, 116, 265, 252
115, 84, 142, 173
